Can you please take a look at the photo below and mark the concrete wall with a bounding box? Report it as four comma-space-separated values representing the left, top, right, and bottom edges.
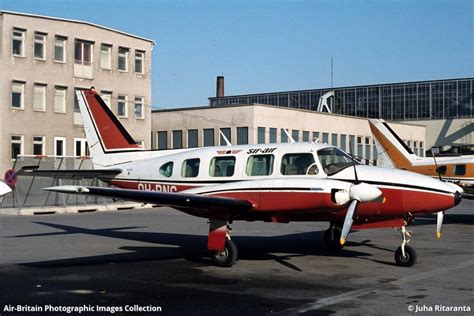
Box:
0, 12, 153, 172
152, 104, 426, 163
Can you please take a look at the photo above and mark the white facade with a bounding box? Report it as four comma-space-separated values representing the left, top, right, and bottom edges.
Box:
152, 104, 426, 165
0, 11, 154, 172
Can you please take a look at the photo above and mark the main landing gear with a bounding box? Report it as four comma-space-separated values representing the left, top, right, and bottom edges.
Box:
208, 218, 238, 267
394, 225, 417, 267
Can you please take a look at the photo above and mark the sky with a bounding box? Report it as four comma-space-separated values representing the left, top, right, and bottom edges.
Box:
1, 0, 472, 109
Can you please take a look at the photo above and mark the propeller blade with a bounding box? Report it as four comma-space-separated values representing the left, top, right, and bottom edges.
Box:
340, 200, 358, 245
436, 211, 444, 239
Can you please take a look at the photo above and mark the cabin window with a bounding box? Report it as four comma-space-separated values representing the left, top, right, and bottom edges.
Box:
182, 158, 200, 178
246, 155, 274, 176
436, 165, 447, 175
281, 153, 316, 175
159, 161, 173, 177
209, 156, 235, 177
454, 164, 466, 176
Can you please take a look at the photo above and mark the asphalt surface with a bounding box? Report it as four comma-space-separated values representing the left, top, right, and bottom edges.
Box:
0, 201, 473, 315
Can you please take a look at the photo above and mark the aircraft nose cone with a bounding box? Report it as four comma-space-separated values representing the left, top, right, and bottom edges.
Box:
454, 191, 462, 206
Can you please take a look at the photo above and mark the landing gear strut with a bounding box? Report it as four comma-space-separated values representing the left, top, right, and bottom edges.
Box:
394, 225, 417, 267
323, 224, 344, 251
208, 218, 238, 267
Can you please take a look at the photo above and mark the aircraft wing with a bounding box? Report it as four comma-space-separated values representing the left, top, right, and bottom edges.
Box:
16, 166, 122, 179
44, 185, 253, 213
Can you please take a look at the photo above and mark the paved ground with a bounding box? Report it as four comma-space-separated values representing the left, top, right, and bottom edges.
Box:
0, 201, 473, 315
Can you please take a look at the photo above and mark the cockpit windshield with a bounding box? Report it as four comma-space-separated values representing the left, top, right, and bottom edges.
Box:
317, 147, 358, 176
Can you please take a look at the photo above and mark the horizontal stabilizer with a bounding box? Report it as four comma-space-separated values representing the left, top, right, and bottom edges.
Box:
16, 166, 122, 179
44, 186, 254, 213
0, 181, 12, 196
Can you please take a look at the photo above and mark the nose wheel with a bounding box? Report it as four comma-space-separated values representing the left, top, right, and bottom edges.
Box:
395, 225, 417, 267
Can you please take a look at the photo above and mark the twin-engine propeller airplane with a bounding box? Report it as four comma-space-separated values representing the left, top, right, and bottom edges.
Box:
18, 89, 462, 267
369, 119, 474, 187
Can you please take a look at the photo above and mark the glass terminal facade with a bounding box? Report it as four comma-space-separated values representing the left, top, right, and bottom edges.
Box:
209, 78, 474, 121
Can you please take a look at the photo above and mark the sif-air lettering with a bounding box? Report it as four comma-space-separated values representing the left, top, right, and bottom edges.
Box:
247, 148, 277, 154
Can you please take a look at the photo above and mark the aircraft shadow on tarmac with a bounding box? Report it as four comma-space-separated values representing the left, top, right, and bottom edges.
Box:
411, 213, 474, 226
13, 222, 380, 271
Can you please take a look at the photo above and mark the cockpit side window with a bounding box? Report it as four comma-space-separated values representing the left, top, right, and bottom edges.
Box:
280, 153, 316, 175
209, 156, 236, 177
318, 147, 356, 176
182, 158, 200, 178
159, 161, 173, 177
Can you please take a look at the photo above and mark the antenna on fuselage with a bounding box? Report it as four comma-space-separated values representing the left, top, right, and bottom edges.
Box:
283, 129, 296, 143
219, 130, 232, 147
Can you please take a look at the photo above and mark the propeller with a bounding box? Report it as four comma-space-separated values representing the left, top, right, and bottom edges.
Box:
339, 145, 382, 245
436, 211, 444, 239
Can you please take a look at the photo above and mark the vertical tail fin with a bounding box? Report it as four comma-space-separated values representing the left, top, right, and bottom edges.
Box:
76, 89, 140, 166
369, 119, 416, 169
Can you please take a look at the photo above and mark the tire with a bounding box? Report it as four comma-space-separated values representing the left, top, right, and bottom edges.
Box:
323, 226, 344, 251
394, 245, 417, 267
212, 239, 238, 267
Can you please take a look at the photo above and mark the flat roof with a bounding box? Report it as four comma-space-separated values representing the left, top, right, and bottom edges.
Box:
0, 10, 155, 44
208, 77, 474, 100
152, 103, 424, 127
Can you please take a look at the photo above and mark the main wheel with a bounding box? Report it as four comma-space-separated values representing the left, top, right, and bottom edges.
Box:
323, 226, 344, 251
212, 239, 238, 267
394, 245, 417, 267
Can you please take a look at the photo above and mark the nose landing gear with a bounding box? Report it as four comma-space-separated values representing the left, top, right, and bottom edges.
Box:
394, 225, 417, 267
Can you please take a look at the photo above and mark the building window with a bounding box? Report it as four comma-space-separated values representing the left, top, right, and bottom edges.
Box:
188, 129, 198, 148
209, 156, 236, 177
34, 32, 47, 59
100, 44, 112, 70
203, 129, 215, 147
101, 91, 112, 108
33, 84, 47, 111
246, 154, 274, 176
340, 134, 347, 151
269, 128, 277, 143
54, 36, 67, 62
134, 97, 144, 119
54, 137, 66, 156
258, 127, 266, 144
74, 138, 89, 157
33, 136, 45, 156
237, 127, 249, 145
182, 158, 200, 178
54, 86, 67, 113
12, 28, 25, 57
117, 95, 127, 117
312, 132, 320, 141
331, 134, 338, 147
11, 135, 23, 160
12, 81, 25, 109
157, 131, 167, 150
302, 131, 309, 142
173, 130, 183, 149
135, 50, 145, 74
281, 129, 288, 143
357, 136, 363, 159
292, 130, 299, 142
220, 128, 231, 145
118, 47, 129, 71
74, 40, 92, 65
322, 133, 329, 144
74, 88, 87, 112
